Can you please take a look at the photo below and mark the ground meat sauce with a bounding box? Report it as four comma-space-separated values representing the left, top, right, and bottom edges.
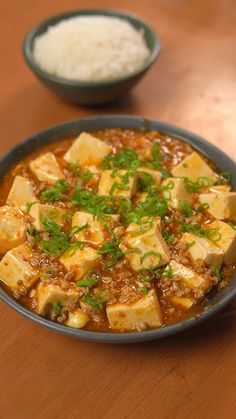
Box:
0, 129, 235, 333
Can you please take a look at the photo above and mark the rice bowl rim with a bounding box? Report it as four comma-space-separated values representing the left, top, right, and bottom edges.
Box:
23, 8, 160, 86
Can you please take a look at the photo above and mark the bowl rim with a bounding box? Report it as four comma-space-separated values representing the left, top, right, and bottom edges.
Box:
23, 8, 161, 87
0, 115, 235, 343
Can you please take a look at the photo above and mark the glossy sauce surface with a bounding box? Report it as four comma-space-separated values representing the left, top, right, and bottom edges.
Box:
0, 129, 235, 332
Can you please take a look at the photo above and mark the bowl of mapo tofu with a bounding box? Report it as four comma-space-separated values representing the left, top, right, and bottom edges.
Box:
0, 116, 235, 343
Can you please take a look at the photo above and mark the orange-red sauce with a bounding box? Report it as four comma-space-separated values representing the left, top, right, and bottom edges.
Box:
0, 129, 235, 332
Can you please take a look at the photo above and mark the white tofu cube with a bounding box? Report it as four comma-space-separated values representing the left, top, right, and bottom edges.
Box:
64, 132, 111, 166
29, 203, 67, 231
65, 309, 90, 328
208, 185, 231, 193
137, 168, 162, 187
168, 295, 194, 310
60, 246, 100, 280
35, 283, 79, 315
72, 211, 104, 245
106, 289, 162, 331
135, 192, 147, 203
126, 216, 162, 235
0, 206, 27, 253
199, 192, 236, 221
6, 176, 36, 209
206, 220, 236, 265
30, 152, 65, 185
0, 244, 38, 291
162, 177, 193, 209
98, 170, 137, 198
171, 151, 217, 184
166, 260, 212, 295
72, 211, 119, 245
180, 232, 224, 269
120, 223, 170, 271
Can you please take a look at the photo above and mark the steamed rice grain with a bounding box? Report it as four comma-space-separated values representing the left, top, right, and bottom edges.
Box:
33, 16, 150, 82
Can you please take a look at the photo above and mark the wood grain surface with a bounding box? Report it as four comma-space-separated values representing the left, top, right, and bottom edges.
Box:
0, 1, 236, 418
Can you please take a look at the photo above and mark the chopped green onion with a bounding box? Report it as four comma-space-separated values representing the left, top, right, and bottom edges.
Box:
162, 180, 174, 191
197, 202, 209, 213
162, 265, 173, 278
76, 276, 97, 288
83, 293, 104, 312
139, 267, 162, 281
26, 201, 38, 212
65, 241, 85, 256
214, 268, 222, 281
27, 224, 40, 240
109, 181, 129, 195
125, 247, 142, 255
140, 251, 162, 267
207, 228, 222, 242
97, 232, 124, 268
39, 218, 85, 257
141, 285, 149, 295
130, 219, 154, 236
184, 176, 211, 193
138, 171, 153, 192
52, 301, 62, 315
181, 222, 221, 242
40, 180, 69, 203
186, 240, 195, 248
69, 223, 89, 237
120, 189, 168, 226
69, 162, 79, 174
71, 183, 117, 219
180, 201, 194, 217
80, 169, 95, 181
228, 222, 236, 231
163, 230, 175, 244
160, 167, 171, 179
102, 149, 140, 172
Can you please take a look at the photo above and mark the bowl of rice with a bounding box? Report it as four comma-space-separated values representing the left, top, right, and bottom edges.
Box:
23, 9, 160, 105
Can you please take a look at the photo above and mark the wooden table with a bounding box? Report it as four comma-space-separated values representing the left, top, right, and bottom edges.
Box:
1, 1, 236, 418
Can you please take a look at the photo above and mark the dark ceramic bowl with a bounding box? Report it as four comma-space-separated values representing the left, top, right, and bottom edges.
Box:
23, 9, 160, 105
0, 116, 235, 343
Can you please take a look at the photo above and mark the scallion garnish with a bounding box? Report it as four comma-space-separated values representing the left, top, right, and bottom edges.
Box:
186, 240, 195, 248
71, 183, 117, 219
141, 285, 149, 295
180, 201, 194, 217
197, 202, 209, 213
97, 230, 124, 267
183, 176, 211, 193
39, 218, 85, 257
138, 171, 153, 192
140, 251, 162, 268
181, 222, 221, 242
214, 268, 222, 281
52, 301, 62, 315
161, 180, 174, 191
26, 201, 38, 212
163, 230, 175, 244
76, 276, 97, 288
40, 180, 69, 203
162, 265, 173, 278
83, 293, 104, 311
102, 149, 141, 172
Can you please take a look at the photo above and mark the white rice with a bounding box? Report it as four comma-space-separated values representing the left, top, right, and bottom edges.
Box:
33, 16, 150, 82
